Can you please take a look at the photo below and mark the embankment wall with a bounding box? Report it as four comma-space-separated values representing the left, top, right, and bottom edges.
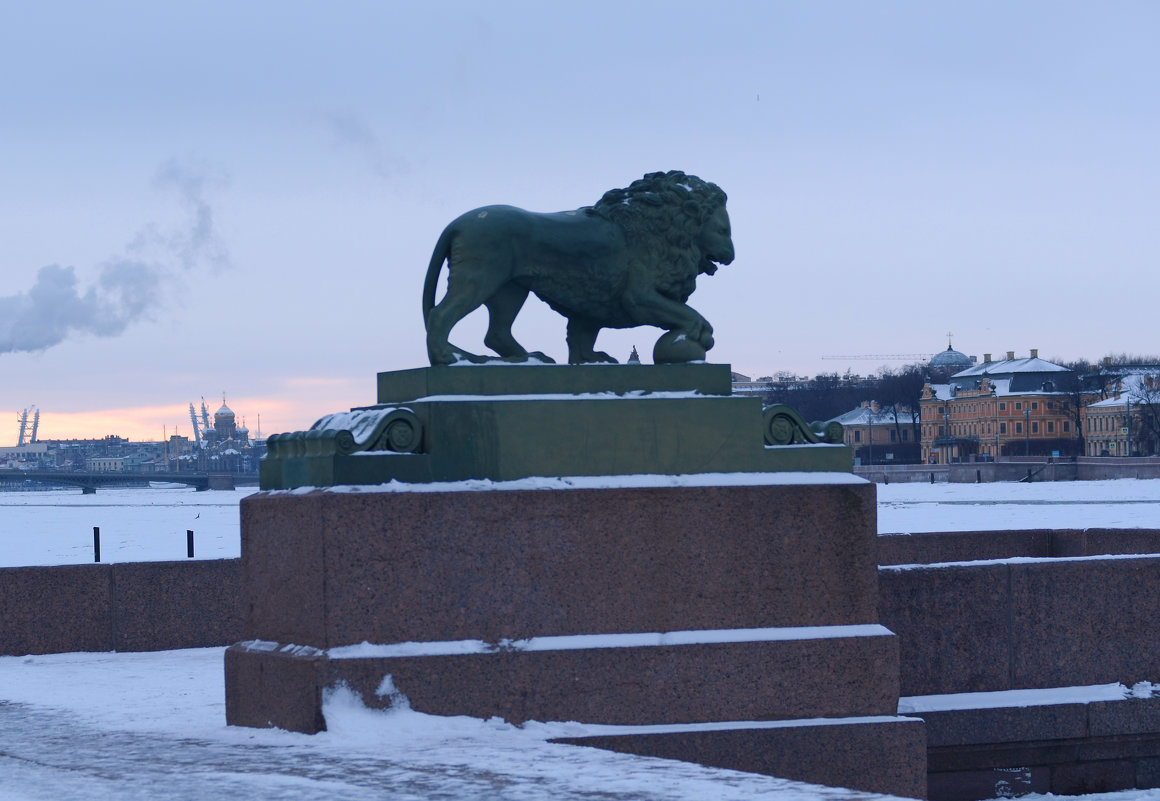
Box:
0, 559, 240, 656
858, 457, 1160, 483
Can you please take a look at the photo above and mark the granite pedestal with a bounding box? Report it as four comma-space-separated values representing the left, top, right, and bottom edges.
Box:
229, 364, 924, 797
226, 476, 924, 796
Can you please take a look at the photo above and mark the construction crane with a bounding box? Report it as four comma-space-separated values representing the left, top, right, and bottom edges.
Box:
822, 354, 933, 361
189, 403, 203, 448
16, 406, 39, 445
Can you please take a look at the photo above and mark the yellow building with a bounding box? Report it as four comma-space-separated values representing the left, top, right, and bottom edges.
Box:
1082, 373, 1160, 456
85, 457, 125, 472
920, 350, 1081, 463
829, 401, 920, 465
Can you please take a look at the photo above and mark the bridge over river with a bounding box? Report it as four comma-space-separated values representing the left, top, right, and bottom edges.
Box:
0, 470, 240, 492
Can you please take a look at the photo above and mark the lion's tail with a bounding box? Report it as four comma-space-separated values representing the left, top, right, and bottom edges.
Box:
422, 224, 455, 323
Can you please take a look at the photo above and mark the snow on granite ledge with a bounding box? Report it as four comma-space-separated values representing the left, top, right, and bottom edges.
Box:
880, 552, 1160, 571
899, 681, 1160, 713
327, 624, 894, 659
534, 714, 922, 738
273, 471, 867, 496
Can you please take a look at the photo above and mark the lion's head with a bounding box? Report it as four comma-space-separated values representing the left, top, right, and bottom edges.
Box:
591, 171, 733, 302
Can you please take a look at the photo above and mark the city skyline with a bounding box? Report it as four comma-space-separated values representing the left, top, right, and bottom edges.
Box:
4, 2, 1158, 443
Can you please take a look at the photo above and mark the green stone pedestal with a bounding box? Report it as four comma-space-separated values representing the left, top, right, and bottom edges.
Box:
260, 363, 849, 490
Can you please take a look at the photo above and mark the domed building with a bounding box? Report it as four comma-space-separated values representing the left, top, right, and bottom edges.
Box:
927, 340, 974, 382
919, 347, 1079, 463
214, 401, 237, 441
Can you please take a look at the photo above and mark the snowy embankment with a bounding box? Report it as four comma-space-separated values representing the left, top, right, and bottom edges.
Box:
878, 478, 1160, 534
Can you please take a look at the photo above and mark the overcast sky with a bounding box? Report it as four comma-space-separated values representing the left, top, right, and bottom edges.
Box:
3, 1, 1158, 442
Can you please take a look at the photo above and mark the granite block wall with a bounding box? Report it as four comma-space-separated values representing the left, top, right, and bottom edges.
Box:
880, 554, 1160, 696
878, 528, 1160, 565
241, 483, 880, 649
0, 565, 114, 654
0, 559, 241, 656
113, 560, 242, 651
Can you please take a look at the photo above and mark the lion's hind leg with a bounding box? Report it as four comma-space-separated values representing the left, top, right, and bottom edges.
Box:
426, 275, 498, 366
482, 284, 530, 359
566, 318, 617, 364
482, 284, 556, 363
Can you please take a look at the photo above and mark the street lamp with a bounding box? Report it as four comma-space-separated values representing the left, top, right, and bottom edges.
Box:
944, 411, 951, 464
1125, 398, 1132, 457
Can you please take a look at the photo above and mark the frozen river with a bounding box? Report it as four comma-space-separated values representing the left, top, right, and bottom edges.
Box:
877, 477, 1160, 533
0, 485, 256, 567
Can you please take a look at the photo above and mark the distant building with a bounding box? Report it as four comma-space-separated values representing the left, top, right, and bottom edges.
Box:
828, 401, 920, 465
1082, 372, 1160, 457
85, 456, 124, 472
927, 343, 975, 382
730, 372, 774, 396
920, 349, 1081, 463
0, 442, 49, 468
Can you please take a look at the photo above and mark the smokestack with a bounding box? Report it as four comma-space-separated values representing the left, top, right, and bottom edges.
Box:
984, 353, 992, 363
1030, 349, 1038, 359
1006, 351, 1015, 360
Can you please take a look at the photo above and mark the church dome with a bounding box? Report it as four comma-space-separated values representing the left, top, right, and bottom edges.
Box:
215, 403, 235, 421
929, 345, 973, 374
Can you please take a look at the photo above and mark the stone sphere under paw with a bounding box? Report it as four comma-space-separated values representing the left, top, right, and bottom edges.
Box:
653, 331, 708, 364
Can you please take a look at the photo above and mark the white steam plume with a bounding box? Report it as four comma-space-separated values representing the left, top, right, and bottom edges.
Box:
0, 159, 230, 355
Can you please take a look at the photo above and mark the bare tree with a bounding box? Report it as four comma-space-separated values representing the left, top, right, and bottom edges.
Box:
1053, 358, 1101, 454
1129, 375, 1160, 457
877, 364, 925, 446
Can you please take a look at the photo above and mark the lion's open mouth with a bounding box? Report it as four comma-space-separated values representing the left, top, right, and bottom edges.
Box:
700, 256, 721, 275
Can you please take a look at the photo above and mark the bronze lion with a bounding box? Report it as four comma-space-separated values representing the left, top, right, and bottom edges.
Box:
422, 170, 734, 365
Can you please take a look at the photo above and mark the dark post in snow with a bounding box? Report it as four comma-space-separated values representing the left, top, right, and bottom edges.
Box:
187, 529, 194, 558
93, 526, 101, 563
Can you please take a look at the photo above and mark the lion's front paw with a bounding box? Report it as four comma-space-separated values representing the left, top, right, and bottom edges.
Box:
687, 321, 714, 350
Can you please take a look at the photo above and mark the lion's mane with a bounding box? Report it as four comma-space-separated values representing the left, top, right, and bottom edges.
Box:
589, 170, 728, 302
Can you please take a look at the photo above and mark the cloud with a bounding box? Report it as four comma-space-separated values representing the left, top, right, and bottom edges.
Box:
0, 159, 230, 355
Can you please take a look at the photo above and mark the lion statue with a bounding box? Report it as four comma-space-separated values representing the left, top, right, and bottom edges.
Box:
422, 170, 734, 366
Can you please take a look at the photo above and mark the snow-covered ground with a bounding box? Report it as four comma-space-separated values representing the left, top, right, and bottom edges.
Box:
0, 647, 895, 800
3, 477, 1160, 799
